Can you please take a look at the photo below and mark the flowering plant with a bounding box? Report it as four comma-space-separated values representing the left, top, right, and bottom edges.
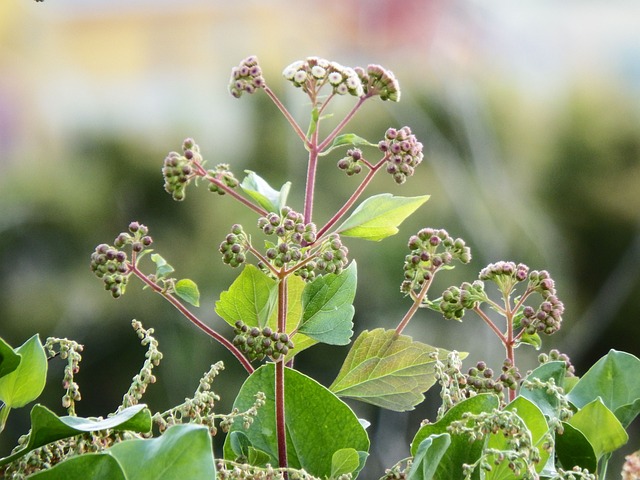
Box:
1, 55, 639, 480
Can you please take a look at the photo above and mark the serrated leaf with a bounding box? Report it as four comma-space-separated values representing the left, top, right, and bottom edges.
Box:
151, 253, 174, 278
329, 328, 465, 411
215, 265, 278, 329
0, 335, 47, 408
0, 404, 151, 467
337, 194, 429, 241
0, 337, 21, 379
407, 433, 451, 480
567, 349, 640, 428
240, 170, 291, 213
175, 278, 200, 307
298, 262, 357, 345
223, 364, 369, 478
322, 133, 377, 155
331, 448, 360, 478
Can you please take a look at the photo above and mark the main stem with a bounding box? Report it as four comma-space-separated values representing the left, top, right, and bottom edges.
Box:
275, 275, 288, 475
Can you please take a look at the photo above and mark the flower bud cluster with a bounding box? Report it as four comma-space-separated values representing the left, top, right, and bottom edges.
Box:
283, 57, 364, 97
207, 163, 240, 195
90, 245, 130, 298
219, 224, 248, 268
378, 127, 424, 184
401, 228, 471, 294
121, 320, 163, 409
45, 337, 84, 415
439, 280, 486, 321
232, 321, 294, 362
538, 349, 575, 376
162, 138, 201, 201
479, 261, 530, 295
465, 359, 522, 397
337, 148, 364, 176
355, 64, 401, 102
314, 234, 350, 275
622, 450, 640, 480
229, 55, 266, 98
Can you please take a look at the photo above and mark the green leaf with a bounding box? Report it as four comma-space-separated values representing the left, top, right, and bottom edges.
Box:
331, 448, 360, 478
298, 262, 357, 345
407, 433, 451, 480
329, 328, 465, 411
108, 424, 216, 479
321, 133, 377, 156
0, 404, 152, 467
517, 331, 541, 349
519, 361, 568, 420
567, 349, 640, 428
151, 253, 174, 278
337, 194, 429, 241
567, 398, 628, 458
485, 397, 551, 479
175, 278, 200, 307
555, 422, 597, 473
0, 335, 47, 408
411, 394, 501, 478
0, 337, 21, 379
215, 265, 278, 329
223, 364, 369, 479
240, 170, 291, 213
28, 453, 126, 480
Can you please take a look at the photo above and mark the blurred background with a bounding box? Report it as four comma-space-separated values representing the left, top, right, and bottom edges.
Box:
1, 0, 639, 477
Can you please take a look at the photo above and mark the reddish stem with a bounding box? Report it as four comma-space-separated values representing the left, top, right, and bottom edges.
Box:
129, 265, 254, 374
395, 270, 435, 335
275, 276, 288, 474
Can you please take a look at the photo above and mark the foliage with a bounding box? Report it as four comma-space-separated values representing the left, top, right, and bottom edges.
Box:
0, 54, 638, 480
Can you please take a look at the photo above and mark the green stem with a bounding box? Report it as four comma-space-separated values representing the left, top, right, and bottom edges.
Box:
276, 276, 288, 475
129, 265, 254, 375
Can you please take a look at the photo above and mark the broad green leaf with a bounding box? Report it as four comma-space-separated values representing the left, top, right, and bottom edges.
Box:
519, 361, 567, 420
175, 278, 200, 307
411, 394, 501, 478
29, 453, 126, 480
240, 170, 291, 213
407, 433, 451, 480
567, 398, 628, 458
298, 262, 357, 345
0, 337, 21, 379
337, 194, 429, 241
321, 133, 377, 155
567, 349, 640, 428
329, 328, 464, 411
555, 422, 597, 473
0, 335, 47, 408
331, 448, 360, 478
0, 404, 152, 467
151, 253, 174, 278
223, 364, 369, 478
215, 265, 278, 328
108, 424, 216, 479
485, 397, 550, 479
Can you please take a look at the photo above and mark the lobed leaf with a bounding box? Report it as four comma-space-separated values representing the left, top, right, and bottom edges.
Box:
337, 194, 429, 241
329, 328, 464, 411
298, 262, 357, 345
223, 364, 369, 478
215, 265, 278, 329
240, 170, 291, 213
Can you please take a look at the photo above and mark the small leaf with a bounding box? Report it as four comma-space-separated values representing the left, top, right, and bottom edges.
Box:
329, 328, 465, 411
331, 448, 360, 478
0, 335, 47, 408
337, 194, 429, 241
298, 262, 357, 345
517, 331, 541, 349
0, 404, 152, 467
0, 337, 21, 379
223, 364, 369, 479
108, 424, 216, 480
229, 431, 252, 459
151, 253, 174, 279
28, 453, 126, 480
215, 265, 278, 329
567, 349, 640, 428
322, 133, 377, 155
567, 398, 628, 458
240, 170, 291, 213
407, 433, 451, 480
175, 279, 200, 307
